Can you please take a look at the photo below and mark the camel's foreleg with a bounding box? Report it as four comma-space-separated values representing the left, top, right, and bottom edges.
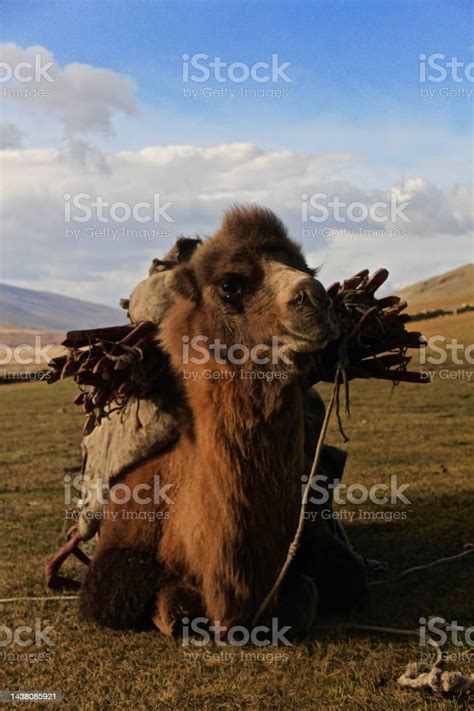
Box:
44, 527, 90, 590
153, 578, 204, 637
79, 546, 161, 629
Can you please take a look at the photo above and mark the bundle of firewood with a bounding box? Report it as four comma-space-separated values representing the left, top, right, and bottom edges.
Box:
311, 267, 426, 385
44, 267, 426, 434
43, 321, 168, 434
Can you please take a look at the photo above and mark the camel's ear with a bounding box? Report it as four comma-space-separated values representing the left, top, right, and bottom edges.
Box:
170, 264, 200, 303
175, 236, 202, 262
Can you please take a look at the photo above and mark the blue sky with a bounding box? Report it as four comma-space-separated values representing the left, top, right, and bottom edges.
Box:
3, 4, 471, 86
3, 1, 472, 97
0, 0, 472, 304
2, 0, 472, 148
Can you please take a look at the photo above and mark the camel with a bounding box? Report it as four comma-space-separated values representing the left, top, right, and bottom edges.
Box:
79, 206, 367, 634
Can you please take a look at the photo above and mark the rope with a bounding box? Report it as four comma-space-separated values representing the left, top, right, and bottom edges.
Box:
252, 367, 342, 626
369, 547, 474, 587
0, 596, 79, 603
397, 643, 474, 698
249, 356, 473, 696
313, 622, 416, 636
312, 622, 473, 698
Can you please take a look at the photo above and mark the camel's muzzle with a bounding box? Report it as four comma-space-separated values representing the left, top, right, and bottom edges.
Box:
286, 277, 340, 349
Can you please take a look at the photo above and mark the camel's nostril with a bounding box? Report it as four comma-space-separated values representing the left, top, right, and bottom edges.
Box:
292, 279, 331, 311
295, 288, 306, 306
293, 282, 324, 309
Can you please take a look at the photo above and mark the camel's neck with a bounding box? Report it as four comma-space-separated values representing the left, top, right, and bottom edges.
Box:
191, 373, 305, 476
184, 373, 306, 596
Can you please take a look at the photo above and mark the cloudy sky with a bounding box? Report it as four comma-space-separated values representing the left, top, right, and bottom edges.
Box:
0, 0, 472, 306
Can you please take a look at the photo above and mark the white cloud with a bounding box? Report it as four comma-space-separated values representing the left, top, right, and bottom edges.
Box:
0, 142, 471, 305
0, 43, 136, 136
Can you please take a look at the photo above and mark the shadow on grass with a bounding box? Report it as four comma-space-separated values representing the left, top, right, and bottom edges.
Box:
323, 489, 474, 631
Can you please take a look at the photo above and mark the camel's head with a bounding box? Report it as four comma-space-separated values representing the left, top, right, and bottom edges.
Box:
162, 206, 339, 373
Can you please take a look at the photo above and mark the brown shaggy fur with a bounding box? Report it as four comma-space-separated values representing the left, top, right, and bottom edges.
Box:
79, 206, 366, 633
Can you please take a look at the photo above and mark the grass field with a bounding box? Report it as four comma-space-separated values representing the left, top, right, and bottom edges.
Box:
0, 313, 473, 710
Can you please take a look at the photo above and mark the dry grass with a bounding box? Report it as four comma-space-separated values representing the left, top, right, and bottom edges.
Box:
0, 312, 473, 709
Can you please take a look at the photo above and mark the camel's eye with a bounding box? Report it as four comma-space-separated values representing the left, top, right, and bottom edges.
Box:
218, 274, 244, 302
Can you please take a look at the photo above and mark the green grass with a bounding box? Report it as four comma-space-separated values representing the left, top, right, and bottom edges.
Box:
0, 347, 473, 709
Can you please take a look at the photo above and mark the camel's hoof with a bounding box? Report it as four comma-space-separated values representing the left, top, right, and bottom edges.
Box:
45, 570, 81, 591
263, 573, 318, 638
44, 532, 89, 590
44, 555, 81, 590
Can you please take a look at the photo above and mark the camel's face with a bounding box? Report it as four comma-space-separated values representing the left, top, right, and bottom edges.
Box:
169, 235, 339, 361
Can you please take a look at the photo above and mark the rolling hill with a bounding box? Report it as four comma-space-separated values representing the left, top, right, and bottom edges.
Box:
0, 283, 124, 331
397, 263, 474, 313
1, 264, 471, 339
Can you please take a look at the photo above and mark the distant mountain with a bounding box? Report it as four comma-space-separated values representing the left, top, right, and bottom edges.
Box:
0, 283, 124, 331
397, 264, 474, 313
2, 265, 472, 333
